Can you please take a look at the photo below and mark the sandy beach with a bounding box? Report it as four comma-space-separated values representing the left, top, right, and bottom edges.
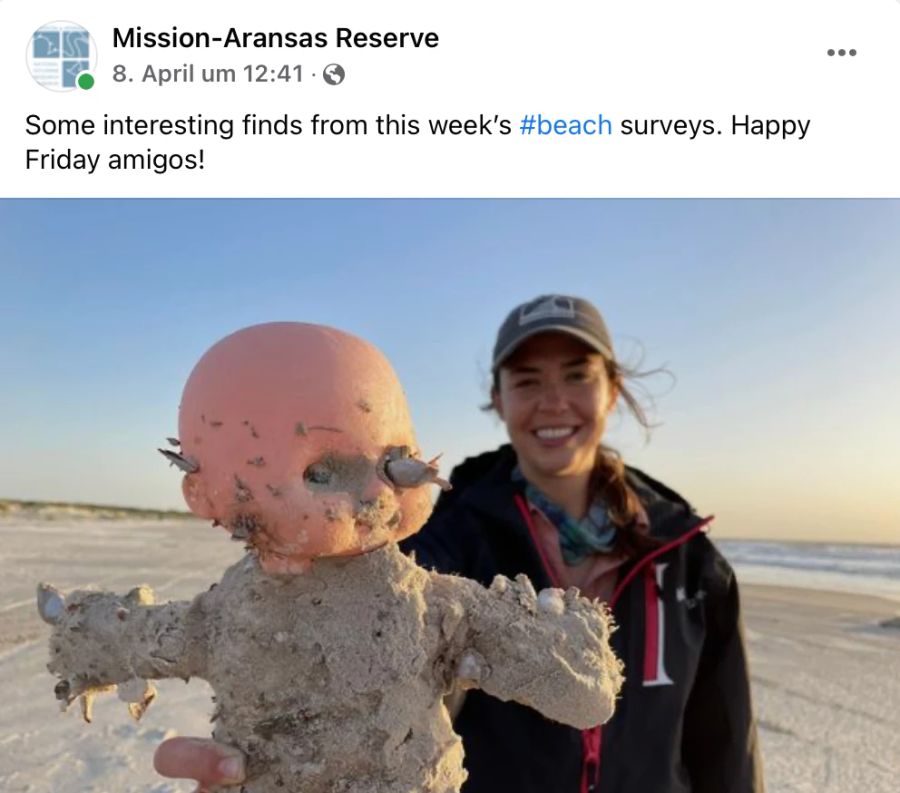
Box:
0, 515, 897, 792
740, 584, 899, 792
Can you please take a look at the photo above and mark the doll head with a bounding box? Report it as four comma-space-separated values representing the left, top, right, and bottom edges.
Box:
171, 322, 436, 574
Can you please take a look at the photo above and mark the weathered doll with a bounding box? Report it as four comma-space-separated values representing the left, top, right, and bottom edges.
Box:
38, 323, 623, 793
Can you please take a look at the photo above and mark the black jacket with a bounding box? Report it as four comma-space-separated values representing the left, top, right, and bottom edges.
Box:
400, 445, 763, 793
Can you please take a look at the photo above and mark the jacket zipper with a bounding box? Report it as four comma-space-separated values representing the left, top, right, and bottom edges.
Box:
514, 494, 714, 793
581, 728, 601, 793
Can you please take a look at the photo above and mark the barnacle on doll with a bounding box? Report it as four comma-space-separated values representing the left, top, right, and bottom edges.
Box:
38, 322, 622, 793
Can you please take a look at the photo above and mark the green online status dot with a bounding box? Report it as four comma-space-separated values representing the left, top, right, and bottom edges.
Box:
77, 73, 95, 90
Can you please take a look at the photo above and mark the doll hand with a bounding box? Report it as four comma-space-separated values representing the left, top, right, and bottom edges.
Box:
437, 572, 622, 729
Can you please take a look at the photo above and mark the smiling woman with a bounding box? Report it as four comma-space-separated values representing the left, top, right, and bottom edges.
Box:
483, 296, 658, 560
401, 294, 764, 793
493, 333, 618, 515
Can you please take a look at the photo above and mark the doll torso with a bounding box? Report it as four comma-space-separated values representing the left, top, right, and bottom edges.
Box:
200, 544, 463, 793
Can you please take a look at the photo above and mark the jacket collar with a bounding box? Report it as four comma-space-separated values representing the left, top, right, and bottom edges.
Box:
453, 445, 705, 542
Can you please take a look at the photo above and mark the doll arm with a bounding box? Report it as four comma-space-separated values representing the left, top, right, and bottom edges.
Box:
37, 583, 209, 722
426, 572, 623, 730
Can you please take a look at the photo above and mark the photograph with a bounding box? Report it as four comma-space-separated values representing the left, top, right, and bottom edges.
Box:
1, 199, 898, 793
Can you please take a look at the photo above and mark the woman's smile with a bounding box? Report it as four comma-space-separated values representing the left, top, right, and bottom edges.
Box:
494, 332, 615, 486
532, 425, 581, 446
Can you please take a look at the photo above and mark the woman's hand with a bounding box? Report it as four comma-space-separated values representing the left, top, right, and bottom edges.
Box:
153, 736, 245, 792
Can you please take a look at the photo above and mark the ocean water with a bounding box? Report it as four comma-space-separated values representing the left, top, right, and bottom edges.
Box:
717, 540, 900, 603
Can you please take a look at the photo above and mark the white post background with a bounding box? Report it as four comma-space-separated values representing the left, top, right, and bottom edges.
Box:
1, 0, 897, 197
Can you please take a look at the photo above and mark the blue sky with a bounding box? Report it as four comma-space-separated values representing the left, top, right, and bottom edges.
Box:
1, 199, 898, 542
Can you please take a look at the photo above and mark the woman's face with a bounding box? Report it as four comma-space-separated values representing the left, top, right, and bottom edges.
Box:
493, 332, 617, 483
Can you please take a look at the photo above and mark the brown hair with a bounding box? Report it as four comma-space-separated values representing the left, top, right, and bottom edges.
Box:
590, 441, 660, 557
487, 356, 669, 557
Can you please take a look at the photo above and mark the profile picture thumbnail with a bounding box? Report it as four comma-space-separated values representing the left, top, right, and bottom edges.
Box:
27, 21, 97, 91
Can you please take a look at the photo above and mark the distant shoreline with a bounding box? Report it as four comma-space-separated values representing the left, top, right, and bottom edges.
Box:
0, 498, 195, 521
0, 499, 896, 547
715, 536, 900, 550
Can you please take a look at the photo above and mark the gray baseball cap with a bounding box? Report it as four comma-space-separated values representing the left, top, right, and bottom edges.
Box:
492, 295, 614, 371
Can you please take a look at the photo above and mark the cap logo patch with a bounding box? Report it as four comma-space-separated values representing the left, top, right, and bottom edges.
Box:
519, 296, 576, 325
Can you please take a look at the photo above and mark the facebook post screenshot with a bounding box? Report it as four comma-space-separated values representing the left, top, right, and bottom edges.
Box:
1, 2, 898, 793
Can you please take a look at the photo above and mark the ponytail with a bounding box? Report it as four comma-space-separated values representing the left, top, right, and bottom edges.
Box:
591, 446, 661, 557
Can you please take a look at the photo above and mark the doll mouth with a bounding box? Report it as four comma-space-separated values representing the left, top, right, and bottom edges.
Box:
354, 509, 401, 533
229, 513, 263, 542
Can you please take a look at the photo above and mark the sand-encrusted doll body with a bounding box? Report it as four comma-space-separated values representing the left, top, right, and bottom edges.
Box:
38, 323, 622, 793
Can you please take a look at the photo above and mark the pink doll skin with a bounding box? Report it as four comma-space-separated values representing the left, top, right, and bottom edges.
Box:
38, 322, 623, 793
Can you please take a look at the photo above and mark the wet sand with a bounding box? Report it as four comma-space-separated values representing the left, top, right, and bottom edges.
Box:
0, 516, 897, 791
740, 583, 899, 792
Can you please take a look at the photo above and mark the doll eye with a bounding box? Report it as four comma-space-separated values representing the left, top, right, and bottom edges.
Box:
377, 446, 410, 486
304, 462, 333, 486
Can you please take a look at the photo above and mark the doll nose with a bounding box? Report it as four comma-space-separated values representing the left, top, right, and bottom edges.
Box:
358, 472, 393, 507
